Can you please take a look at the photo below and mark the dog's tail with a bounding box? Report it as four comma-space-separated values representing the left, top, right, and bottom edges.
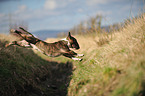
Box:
10, 29, 25, 40
15, 30, 22, 34
10, 29, 22, 34
19, 27, 34, 36
10, 27, 30, 35
10, 29, 16, 33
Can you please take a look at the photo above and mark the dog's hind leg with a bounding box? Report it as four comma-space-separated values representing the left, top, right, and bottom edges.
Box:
5, 40, 32, 48
5, 42, 15, 47
5, 41, 20, 47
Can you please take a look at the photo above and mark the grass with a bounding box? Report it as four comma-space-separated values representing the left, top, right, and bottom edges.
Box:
0, 14, 145, 96
0, 35, 73, 96
47, 14, 145, 96
71, 14, 145, 96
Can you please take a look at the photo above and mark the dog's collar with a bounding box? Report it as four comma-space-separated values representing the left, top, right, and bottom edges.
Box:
61, 38, 70, 46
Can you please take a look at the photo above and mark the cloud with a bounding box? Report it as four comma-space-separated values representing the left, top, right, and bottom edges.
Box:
0, 13, 4, 18
86, 0, 121, 6
97, 10, 112, 16
68, 0, 76, 2
44, 0, 73, 10
11, 3, 63, 21
44, 0, 57, 10
78, 8, 84, 13
19, 5, 27, 11
15, 5, 27, 14
0, 13, 6, 22
86, 0, 108, 6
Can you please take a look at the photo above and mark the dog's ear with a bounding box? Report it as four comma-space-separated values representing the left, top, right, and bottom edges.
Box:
67, 32, 72, 40
68, 32, 71, 37
67, 32, 71, 40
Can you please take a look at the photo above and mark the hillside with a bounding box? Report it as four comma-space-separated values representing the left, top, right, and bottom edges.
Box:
0, 14, 145, 96
46, 14, 145, 96
0, 35, 73, 95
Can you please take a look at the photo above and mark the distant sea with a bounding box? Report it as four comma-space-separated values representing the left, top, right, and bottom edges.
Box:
31, 25, 114, 40
32, 30, 67, 40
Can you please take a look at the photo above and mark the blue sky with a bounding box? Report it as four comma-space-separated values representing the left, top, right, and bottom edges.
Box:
0, 0, 144, 33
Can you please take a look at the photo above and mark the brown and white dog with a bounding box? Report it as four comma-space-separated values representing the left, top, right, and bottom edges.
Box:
6, 27, 84, 61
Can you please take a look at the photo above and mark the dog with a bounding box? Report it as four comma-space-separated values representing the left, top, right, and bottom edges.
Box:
6, 27, 84, 61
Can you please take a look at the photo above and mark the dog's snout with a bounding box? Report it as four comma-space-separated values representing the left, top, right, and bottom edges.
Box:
76, 45, 80, 49
75, 45, 80, 50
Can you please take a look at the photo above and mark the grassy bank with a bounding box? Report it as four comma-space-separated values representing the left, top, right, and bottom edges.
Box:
0, 35, 73, 95
47, 14, 145, 96
0, 14, 145, 96
70, 15, 145, 96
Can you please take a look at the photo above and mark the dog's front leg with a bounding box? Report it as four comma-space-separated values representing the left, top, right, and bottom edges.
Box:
71, 57, 82, 61
76, 54, 84, 57
63, 50, 82, 61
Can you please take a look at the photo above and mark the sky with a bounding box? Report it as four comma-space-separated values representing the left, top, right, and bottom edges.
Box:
0, 0, 144, 34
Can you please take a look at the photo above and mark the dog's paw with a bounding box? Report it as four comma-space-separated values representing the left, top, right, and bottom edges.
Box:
72, 57, 82, 61
5, 43, 10, 47
77, 54, 84, 57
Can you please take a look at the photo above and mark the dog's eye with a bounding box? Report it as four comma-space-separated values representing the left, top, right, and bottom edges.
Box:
72, 44, 75, 47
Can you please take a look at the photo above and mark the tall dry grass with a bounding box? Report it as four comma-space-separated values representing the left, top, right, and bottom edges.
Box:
47, 14, 145, 96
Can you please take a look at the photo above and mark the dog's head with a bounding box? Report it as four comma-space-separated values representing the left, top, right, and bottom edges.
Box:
67, 32, 80, 50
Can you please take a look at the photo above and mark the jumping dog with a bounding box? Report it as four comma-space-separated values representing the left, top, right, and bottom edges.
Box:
6, 27, 84, 61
